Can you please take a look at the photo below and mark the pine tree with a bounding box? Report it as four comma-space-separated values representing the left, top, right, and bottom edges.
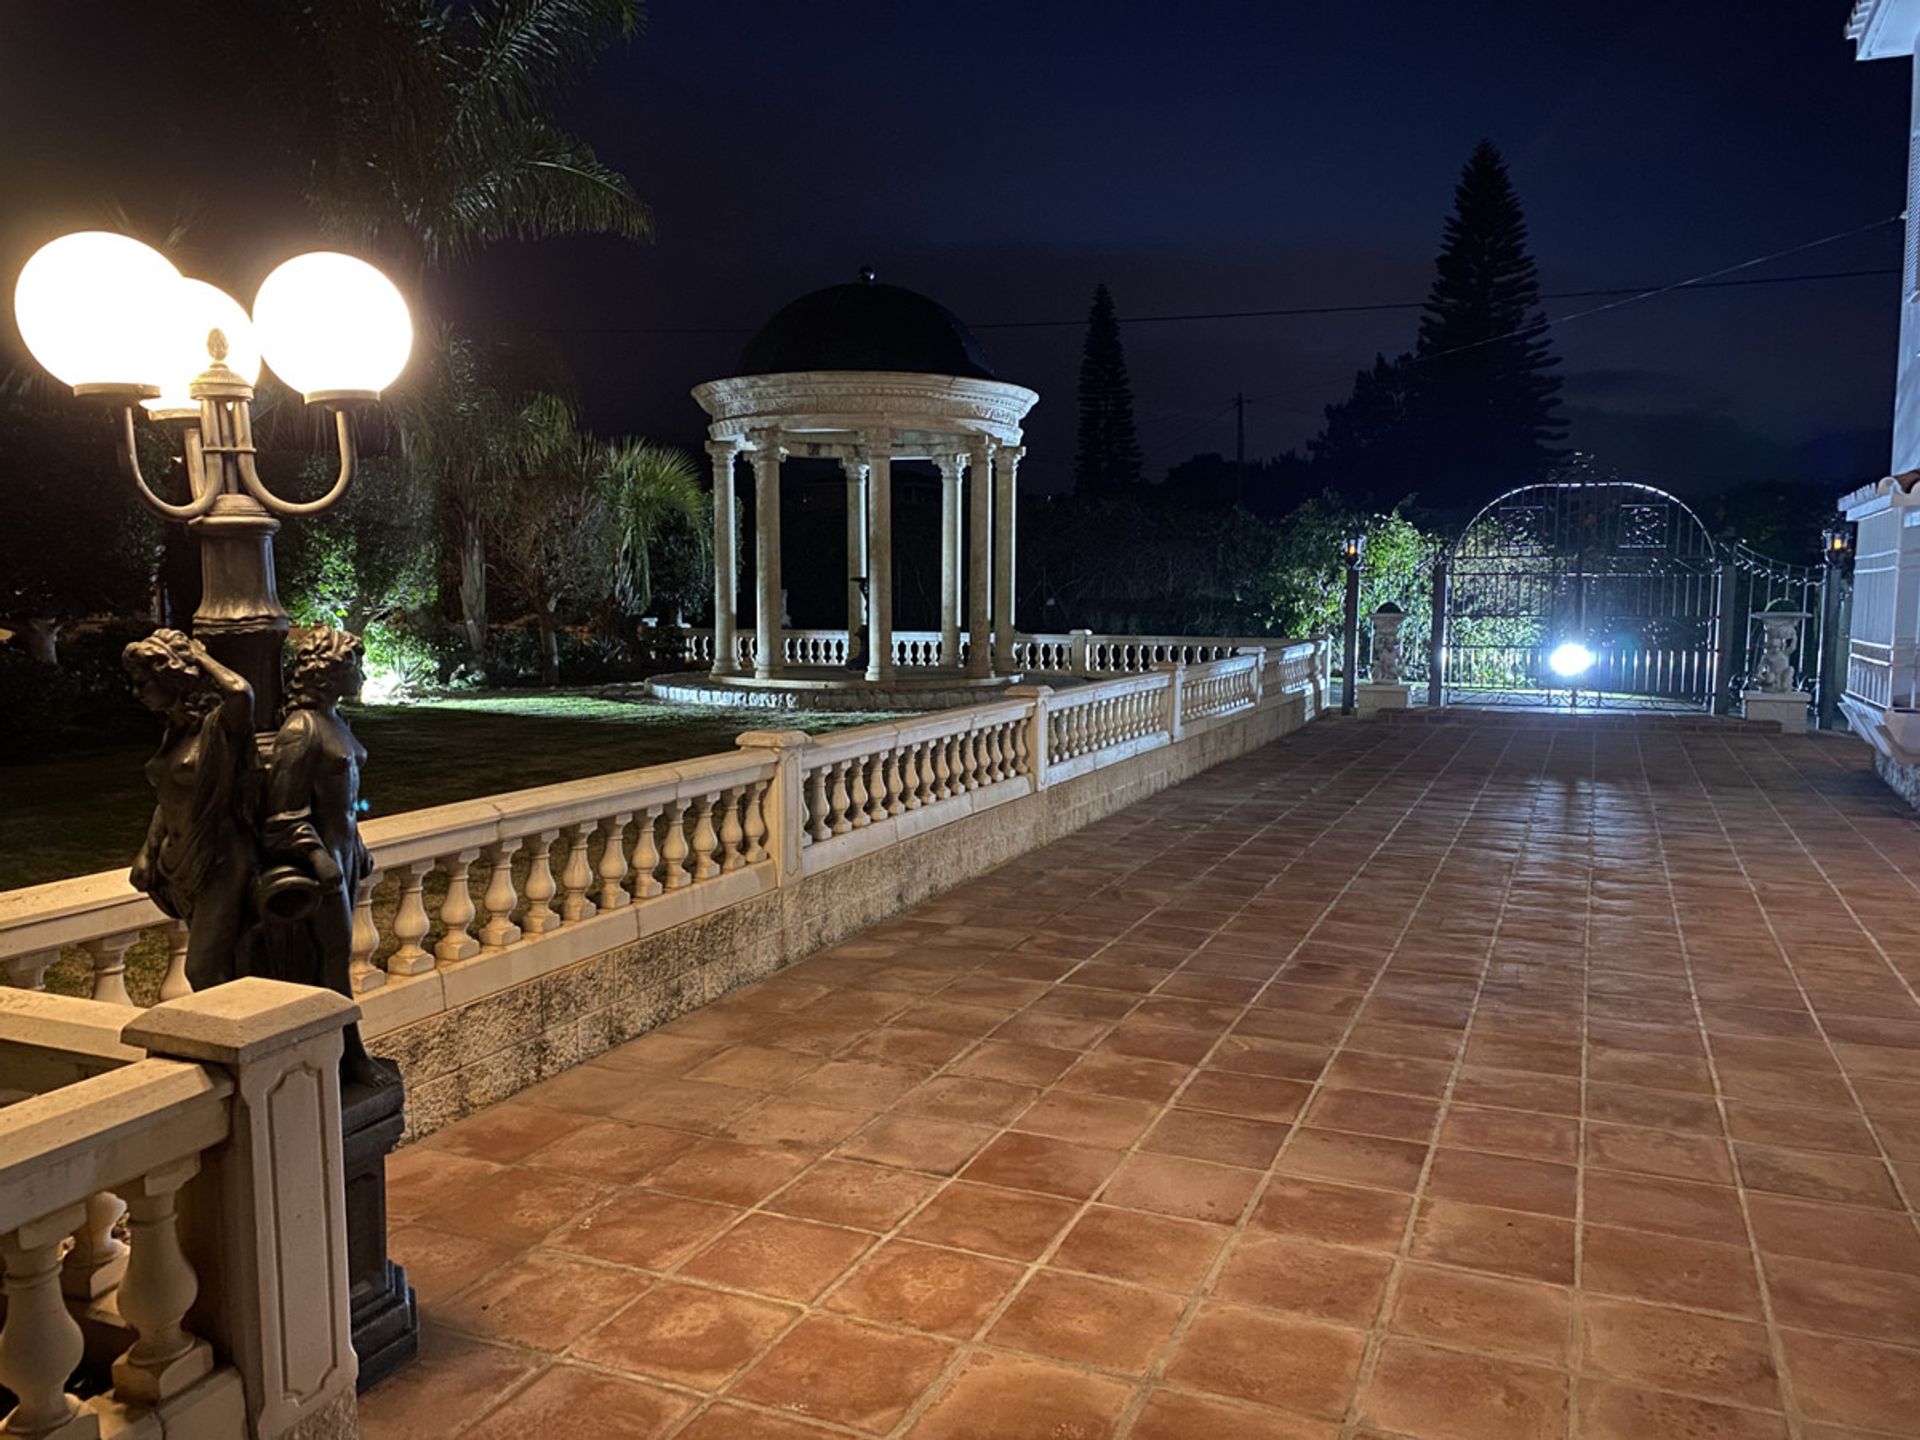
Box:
1410, 140, 1566, 507
1074, 283, 1144, 495
1308, 352, 1417, 503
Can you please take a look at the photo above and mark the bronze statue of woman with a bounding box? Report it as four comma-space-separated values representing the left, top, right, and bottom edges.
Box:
259, 628, 393, 1087
122, 630, 260, 992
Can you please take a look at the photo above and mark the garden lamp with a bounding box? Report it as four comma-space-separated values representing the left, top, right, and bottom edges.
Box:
1822, 525, 1852, 563
12, 231, 412, 726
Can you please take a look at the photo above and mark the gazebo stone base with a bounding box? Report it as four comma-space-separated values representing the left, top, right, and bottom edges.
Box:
644, 667, 1023, 713
1742, 690, 1808, 734
1356, 682, 1413, 718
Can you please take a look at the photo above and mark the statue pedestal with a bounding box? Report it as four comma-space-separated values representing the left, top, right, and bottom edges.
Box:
341, 1070, 418, 1390
1742, 691, 1808, 735
1357, 682, 1412, 718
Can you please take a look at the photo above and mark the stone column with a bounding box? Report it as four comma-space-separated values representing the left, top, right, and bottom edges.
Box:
751, 433, 786, 680
843, 455, 868, 666
866, 429, 895, 683
707, 440, 740, 676
967, 439, 995, 677
937, 454, 964, 667
993, 445, 1024, 672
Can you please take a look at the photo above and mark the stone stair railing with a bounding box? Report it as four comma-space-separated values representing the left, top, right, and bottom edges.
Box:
0, 980, 360, 1440
0, 640, 1326, 1046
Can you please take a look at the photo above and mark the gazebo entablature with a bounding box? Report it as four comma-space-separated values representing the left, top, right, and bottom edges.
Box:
692, 369, 1038, 687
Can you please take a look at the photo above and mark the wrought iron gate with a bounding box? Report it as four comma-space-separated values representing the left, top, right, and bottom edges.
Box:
1438, 480, 1726, 706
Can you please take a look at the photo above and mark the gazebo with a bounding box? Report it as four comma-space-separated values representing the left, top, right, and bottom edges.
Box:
669, 270, 1039, 706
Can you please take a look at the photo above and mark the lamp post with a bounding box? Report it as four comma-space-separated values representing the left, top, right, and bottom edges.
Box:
1340, 531, 1363, 715
13, 231, 420, 1386
1819, 523, 1853, 732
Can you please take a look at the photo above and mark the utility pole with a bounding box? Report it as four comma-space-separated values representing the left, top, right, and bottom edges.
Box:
1234, 392, 1246, 510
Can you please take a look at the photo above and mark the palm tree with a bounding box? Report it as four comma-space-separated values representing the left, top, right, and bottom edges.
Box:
601, 440, 705, 620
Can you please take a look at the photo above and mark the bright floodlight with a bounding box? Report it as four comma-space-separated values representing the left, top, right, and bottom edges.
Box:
252, 251, 412, 401
144, 278, 261, 414
13, 231, 181, 391
1548, 641, 1595, 678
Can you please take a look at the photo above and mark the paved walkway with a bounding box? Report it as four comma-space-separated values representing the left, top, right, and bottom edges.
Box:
360, 714, 1920, 1440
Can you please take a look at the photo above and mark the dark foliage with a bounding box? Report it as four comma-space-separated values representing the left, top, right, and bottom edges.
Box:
1074, 283, 1143, 496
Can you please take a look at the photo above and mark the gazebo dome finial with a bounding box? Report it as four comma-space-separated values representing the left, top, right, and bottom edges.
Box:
859, 265, 877, 284
733, 275, 1000, 380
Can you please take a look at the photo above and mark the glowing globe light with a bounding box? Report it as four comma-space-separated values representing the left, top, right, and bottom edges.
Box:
13, 231, 181, 392
143, 278, 262, 414
252, 252, 412, 400
1548, 641, 1596, 678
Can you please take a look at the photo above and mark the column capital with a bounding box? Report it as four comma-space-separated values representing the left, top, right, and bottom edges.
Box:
705, 438, 740, 461
934, 453, 965, 483
840, 454, 869, 481
747, 428, 788, 462
999, 445, 1026, 466
968, 435, 997, 464
864, 425, 894, 452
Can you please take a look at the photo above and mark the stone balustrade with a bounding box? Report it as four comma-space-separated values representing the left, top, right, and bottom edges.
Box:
2, 639, 1327, 1137
0, 980, 360, 1440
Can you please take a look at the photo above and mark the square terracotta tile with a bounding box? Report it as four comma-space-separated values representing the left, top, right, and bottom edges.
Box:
421, 1103, 594, 1164
1581, 1171, 1745, 1245
552, 1190, 742, 1271
842, 1025, 978, 1069
682, 1044, 825, 1091
949, 1040, 1080, 1084
899, 1181, 1079, 1260
1359, 1337, 1568, 1440
1576, 1296, 1780, 1409
570, 1279, 797, 1390
643, 1139, 811, 1206
1425, 1147, 1577, 1218
1100, 1021, 1219, 1064
433, 1166, 620, 1246
1574, 1381, 1788, 1440
1143, 1109, 1288, 1168
460, 1362, 695, 1440
1275, 1127, 1428, 1192
1389, 1264, 1569, 1366
824, 1237, 1022, 1337
1213, 1233, 1393, 1326
1580, 1225, 1762, 1317
679, 1213, 873, 1302
1440, 1105, 1578, 1164
893, 1074, 1039, 1125
1582, 1123, 1732, 1183
609, 1078, 764, 1132
722, 1098, 871, 1153
1101, 1151, 1262, 1224
388, 1223, 517, 1302
1051, 1205, 1228, 1291
731, 1315, 953, 1433
353, 1326, 541, 1440
836, 1114, 996, 1174
1762, 1254, 1920, 1344
987, 1269, 1184, 1373
1180, 1070, 1314, 1123
1734, 1143, 1902, 1209
385, 1150, 506, 1224
1163, 1302, 1366, 1419
1014, 1090, 1162, 1147
1408, 1197, 1574, 1284
438, 1249, 641, 1350
1249, 1175, 1413, 1252
1745, 1194, 1920, 1274
764, 1159, 941, 1231
1322, 1050, 1456, 1097
786, 1059, 929, 1113
905, 1352, 1135, 1439
1303, 1087, 1440, 1141
673, 1405, 844, 1438
959, 1130, 1123, 1198
1060, 1051, 1192, 1103
1129, 1389, 1340, 1440
1779, 1327, 1920, 1432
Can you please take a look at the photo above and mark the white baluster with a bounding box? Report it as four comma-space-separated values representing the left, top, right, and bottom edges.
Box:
1, 950, 56, 992
830, 762, 853, 836
720, 787, 746, 872
662, 798, 692, 888
559, 823, 598, 922
901, 743, 922, 811
520, 830, 561, 935
597, 813, 633, 908
388, 860, 436, 975
435, 849, 481, 963
110, 1158, 211, 1405
742, 782, 769, 863
866, 751, 888, 823
691, 793, 721, 881
806, 765, 830, 844
479, 840, 524, 950
159, 922, 191, 1000
932, 736, 952, 800
0, 1206, 95, 1440
630, 806, 664, 897
883, 750, 905, 817
61, 1191, 127, 1300
85, 935, 135, 1008
848, 758, 871, 830
350, 870, 385, 992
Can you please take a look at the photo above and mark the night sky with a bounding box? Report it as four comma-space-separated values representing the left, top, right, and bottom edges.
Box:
0, 1, 1908, 498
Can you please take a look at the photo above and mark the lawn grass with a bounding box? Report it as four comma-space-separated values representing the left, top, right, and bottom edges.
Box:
4, 690, 893, 1004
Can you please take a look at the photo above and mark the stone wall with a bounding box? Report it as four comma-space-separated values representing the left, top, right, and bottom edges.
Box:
374, 692, 1309, 1140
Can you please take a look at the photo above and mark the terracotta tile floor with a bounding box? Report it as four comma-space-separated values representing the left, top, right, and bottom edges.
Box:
360, 715, 1920, 1439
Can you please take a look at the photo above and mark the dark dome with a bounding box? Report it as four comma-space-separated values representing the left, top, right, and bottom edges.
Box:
737, 273, 998, 380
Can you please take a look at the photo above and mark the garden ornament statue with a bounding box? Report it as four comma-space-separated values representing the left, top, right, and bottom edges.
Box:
1757, 612, 1801, 694
18, 230, 420, 1385
1371, 603, 1407, 685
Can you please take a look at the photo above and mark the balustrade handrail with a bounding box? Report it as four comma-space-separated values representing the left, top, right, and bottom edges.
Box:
800, 697, 1033, 770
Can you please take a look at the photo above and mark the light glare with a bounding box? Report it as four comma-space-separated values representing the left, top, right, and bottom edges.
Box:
253, 252, 412, 399
143, 278, 262, 413
1548, 641, 1595, 678
13, 231, 180, 390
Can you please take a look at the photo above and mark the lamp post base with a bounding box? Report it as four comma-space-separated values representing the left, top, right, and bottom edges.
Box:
341, 1067, 418, 1391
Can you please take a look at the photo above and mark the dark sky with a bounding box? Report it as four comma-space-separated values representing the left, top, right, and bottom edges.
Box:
0, 1, 1909, 497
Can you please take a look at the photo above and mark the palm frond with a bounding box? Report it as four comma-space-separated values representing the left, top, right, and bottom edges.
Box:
457, 0, 641, 120
437, 115, 653, 260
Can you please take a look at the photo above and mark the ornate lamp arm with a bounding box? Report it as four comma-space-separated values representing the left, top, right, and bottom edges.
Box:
115, 407, 222, 522
233, 406, 358, 518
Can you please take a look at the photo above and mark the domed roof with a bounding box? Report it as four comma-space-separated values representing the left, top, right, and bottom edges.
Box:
737, 270, 999, 381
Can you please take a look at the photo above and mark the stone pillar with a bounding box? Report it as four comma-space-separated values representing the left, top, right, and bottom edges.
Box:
937, 454, 964, 667
707, 440, 740, 676
751, 433, 786, 681
866, 429, 895, 683
843, 456, 868, 666
993, 445, 1023, 673
967, 439, 995, 677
